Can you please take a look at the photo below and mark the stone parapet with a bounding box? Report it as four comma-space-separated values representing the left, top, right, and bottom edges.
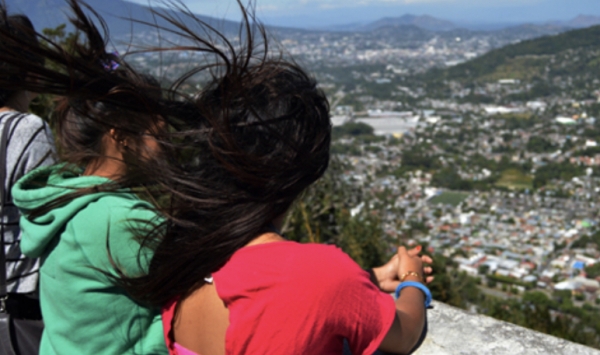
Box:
414, 301, 600, 355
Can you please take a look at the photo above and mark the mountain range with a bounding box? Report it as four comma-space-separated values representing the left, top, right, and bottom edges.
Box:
324, 14, 600, 33
8, 0, 600, 37
6, 0, 241, 36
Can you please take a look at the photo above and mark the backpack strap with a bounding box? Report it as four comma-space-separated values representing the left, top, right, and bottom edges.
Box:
0, 113, 24, 310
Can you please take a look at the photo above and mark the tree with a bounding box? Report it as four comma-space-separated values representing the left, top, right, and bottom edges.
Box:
283, 158, 388, 269
30, 24, 80, 119
585, 263, 600, 279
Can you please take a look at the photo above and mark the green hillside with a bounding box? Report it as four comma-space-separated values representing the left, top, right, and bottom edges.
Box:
425, 25, 600, 82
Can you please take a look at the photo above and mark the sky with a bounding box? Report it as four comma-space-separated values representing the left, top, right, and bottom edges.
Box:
127, 0, 600, 28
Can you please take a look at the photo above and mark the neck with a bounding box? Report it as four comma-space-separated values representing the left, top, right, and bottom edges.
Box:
246, 232, 285, 247
245, 213, 288, 247
82, 157, 126, 180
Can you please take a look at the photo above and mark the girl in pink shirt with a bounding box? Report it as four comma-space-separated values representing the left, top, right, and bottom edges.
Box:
105, 2, 434, 354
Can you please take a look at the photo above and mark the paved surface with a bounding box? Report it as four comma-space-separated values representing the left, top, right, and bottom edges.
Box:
414, 301, 600, 355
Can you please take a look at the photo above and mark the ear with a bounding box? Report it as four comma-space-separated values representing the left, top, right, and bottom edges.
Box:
109, 128, 128, 148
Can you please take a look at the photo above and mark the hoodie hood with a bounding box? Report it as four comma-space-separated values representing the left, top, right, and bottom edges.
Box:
12, 164, 114, 258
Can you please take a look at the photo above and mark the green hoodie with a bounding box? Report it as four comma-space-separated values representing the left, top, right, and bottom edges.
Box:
12, 165, 167, 355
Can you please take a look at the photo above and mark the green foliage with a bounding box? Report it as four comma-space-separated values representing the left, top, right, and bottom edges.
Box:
495, 168, 533, 190
494, 113, 539, 130
330, 143, 362, 156
30, 24, 80, 120
431, 168, 473, 190
429, 191, 469, 207
533, 162, 586, 188
478, 264, 490, 275
573, 146, 600, 157
332, 122, 374, 139
400, 147, 440, 172
434, 25, 600, 81
526, 136, 557, 153
585, 263, 600, 279
458, 94, 494, 104
506, 83, 555, 102
426, 254, 481, 308
486, 273, 533, 288
571, 232, 600, 249
284, 158, 387, 269
523, 291, 554, 308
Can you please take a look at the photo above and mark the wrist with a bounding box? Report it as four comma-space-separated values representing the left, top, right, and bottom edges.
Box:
402, 274, 423, 283
399, 271, 423, 283
395, 281, 432, 308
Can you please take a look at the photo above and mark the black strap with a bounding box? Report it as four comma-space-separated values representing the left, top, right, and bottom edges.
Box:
0, 113, 24, 304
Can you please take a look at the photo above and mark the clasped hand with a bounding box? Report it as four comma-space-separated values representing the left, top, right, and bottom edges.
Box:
371, 245, 434, 293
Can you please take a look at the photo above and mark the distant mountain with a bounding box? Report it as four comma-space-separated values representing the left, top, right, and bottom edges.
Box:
322, 13, 600, 35
5, 0, 242, 37
370, 24, 432, 41
564, 15, 600, 28
424, 24, 600, 82
496, 23, 569, 38
362, 14, 456, 32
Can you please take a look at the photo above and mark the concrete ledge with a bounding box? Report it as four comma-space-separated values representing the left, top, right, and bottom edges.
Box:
414, 301, 600, 355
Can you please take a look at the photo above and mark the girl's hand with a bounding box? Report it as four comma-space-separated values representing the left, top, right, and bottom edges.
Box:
398, 245, 434, 284
371, 245, 433, 292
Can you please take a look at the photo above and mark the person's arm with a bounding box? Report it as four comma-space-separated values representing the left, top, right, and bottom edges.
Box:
377, 246, 433, 354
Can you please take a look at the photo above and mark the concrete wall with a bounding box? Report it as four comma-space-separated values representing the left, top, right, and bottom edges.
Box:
414, 301, 600, 355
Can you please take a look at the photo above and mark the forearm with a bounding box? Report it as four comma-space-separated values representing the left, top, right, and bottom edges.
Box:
394, 287, 426, 353
378, 278, 427, 354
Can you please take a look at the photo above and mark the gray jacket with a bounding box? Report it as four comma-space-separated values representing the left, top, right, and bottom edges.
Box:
0, 110, 56, 293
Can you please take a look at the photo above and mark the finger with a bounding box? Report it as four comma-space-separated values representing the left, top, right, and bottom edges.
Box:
421, 255, 433, 264
385, 281, 401, 292
425, 276, 434, 284
423, 266, 432, 275
407, 245, 422, 257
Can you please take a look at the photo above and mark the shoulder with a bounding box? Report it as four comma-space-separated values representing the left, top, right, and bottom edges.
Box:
284, 243, 368, 287
5, 113, 53, 151
91, 193, 158, 221
9, 112, 49, 134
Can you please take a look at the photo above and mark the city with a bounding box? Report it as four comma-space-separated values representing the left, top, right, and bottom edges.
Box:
16, 0, 600, 349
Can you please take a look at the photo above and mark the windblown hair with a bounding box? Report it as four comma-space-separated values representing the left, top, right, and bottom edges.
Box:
0, 0, 170, 215
0, 0, 331, 306
0, 9, 43, 106
118, 1, 332, 306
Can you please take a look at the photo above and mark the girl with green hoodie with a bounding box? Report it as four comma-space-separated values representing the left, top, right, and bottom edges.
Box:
0, 1, 169, 354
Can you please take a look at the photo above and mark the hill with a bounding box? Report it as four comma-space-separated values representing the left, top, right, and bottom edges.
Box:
362, 14, 456, 32
6, 0, 242, 37
424, 24, 600, 83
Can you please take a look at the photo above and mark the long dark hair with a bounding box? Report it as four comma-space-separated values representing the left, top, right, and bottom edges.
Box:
0, 9, 43, 106
0, 0, 331, 307
113, 2, 332, 305
0, 0, 171, 216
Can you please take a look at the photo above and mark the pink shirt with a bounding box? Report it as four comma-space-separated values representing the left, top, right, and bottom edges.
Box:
163, 242, 396, 355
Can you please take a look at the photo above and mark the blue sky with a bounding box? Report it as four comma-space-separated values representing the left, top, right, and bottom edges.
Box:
128, 0, 600, 28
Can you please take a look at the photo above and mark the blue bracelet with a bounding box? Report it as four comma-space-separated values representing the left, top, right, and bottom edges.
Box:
395, 281, 432, 308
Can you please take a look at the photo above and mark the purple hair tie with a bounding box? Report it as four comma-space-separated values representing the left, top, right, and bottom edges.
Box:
101, 51, 120, 71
